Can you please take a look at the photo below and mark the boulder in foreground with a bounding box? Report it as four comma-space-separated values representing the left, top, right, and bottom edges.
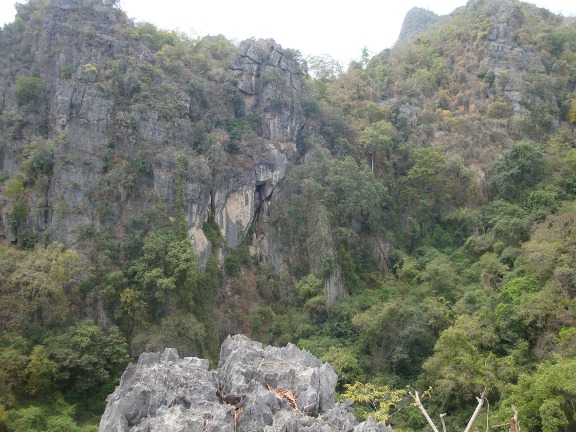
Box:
99, 334, 391, 431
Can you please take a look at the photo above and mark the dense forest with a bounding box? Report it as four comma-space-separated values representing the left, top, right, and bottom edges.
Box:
1, 0, 575, 430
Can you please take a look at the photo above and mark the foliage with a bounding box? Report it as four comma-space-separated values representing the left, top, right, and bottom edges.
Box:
342, 382, 406, 423
294, 274, 323, 303
202, 216, 224, 248
13, 76, 44, 105
353, 300, 435, 377
500, 357, 576, 431
21, 138, 54, 183
491, 141, 544, 199
0, 243, 83, 329
1, 0, 576, 429
422, 315, 497, 408
24, 345, 58, 396
127, 228, 200, 322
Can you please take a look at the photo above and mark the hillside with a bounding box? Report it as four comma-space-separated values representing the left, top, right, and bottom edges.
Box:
0, 0, 576, 430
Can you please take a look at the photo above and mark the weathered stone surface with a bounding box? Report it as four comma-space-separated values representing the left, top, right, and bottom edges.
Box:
397, 7, 443, 44
0, 0, 303, 269
233, 39, 306, 143
99, 335, 392, 432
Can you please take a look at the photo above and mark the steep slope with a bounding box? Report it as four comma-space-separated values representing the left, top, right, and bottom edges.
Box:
0, 0, 305, 257
1, 0, 576, 430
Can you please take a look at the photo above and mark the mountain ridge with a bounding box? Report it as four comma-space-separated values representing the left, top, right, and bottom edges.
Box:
0, 0, 575, 430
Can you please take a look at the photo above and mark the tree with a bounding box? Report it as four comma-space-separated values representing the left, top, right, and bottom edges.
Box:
324, 156, 387, 228
24, 345, 57, 396
14, 76, 44, 105
491, 141, 544, 199
1, 244, 83, 328
45, 320, 129, 400
500, 357, 576, 431
357, 120, 395, 174
423, 315, 498, 408
128, 228, 200, 321
321, 346, 363, 386
403, 147, 446, 200
353, 301, 435, 375
570, 100, 576, 125
342, 382, 405, 423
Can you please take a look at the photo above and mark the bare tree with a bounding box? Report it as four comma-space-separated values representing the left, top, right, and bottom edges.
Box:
408, 386, 490, 432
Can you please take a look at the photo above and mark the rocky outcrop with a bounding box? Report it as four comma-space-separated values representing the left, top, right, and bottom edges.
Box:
0, 0, 304, 261
473, 0, 546, 116
99, 335, 391, 432
397, 7, 442, 44
234, 39, 306, 144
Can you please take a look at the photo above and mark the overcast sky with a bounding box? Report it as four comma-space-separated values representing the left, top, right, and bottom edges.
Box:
1, 0, 575, 65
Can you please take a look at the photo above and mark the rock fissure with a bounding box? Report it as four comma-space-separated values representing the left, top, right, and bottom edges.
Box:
240, 53, 262, 65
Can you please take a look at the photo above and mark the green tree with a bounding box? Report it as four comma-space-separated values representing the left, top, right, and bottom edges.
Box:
357, 120, 395, 174
423, 315, 498, 408
24, 345, 58, 397
402, 147, 446, 201
1, 244, 83, 328
128, 228, 200, 321
14, 76, 44, 105
321, 346, 363, 386
45, 320, 129, 401
491, 141, 544, 199
295, 273, 323, 302
500, 357, 576, 431
570, 100, 576, 125
21, 139, 54, 182
353, 301, 434, 376
0, 344, 28, 407
324, 156, 387, 228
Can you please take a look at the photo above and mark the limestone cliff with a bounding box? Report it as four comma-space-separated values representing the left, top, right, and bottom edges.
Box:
0, 0, 304, 260
99, 335, 391, 432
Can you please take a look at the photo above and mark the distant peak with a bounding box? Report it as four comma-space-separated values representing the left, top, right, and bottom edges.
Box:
397, 7, 442, 43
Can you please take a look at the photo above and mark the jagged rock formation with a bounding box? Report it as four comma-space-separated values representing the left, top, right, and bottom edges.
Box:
397, 7, 442, 43
99, 335, 391, 432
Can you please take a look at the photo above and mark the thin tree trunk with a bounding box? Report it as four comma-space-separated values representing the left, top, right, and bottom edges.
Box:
409, 391, 440, 432
509, 406, 519, 432
464, 387, 488, 432
440, 413, 447, 432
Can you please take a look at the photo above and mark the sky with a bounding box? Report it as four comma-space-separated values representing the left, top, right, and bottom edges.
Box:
1, 0, 575, 65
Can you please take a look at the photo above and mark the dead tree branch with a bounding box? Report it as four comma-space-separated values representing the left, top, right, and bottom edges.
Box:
409, 391, 440, 432
464, 386, 488, 432
440, 413, 447, 432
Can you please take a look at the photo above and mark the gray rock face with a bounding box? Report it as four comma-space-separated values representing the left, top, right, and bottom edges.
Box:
479, 0, 546, 116
397, 7, 442, 44
233, 39, 306, 143
99, 335, 392, 432
0, 0, 303, 272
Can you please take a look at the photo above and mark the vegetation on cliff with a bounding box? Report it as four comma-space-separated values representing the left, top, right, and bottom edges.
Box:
0, 0, 576, 430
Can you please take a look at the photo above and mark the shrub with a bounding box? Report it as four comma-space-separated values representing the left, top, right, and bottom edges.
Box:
224, 254, 240, 277
295, 274, 323, 302
14, 76, 44, 105
60, 65, 73, 79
